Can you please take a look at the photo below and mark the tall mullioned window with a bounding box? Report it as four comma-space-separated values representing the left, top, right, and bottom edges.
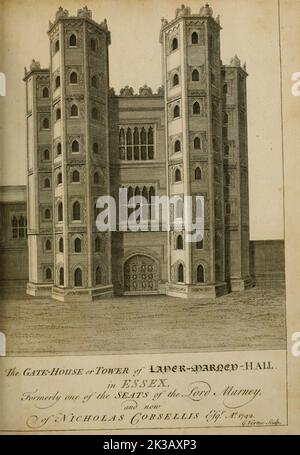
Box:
119, 126, 154, 161
120, 185, 156, 221
11, 215, 27, 239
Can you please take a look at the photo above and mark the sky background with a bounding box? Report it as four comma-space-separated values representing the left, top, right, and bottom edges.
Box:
0, 0, 284, 240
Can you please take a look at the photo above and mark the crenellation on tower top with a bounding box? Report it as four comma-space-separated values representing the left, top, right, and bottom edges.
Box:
47, 5, 110, 39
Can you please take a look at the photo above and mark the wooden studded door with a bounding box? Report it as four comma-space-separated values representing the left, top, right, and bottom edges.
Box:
124, 255, 158, 292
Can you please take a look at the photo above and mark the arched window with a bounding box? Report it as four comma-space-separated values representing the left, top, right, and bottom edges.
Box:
126, 128, 132, 145
70, 71, 78, 84
193, 101, 200, 115
43, 149, 50, 161
141, 128, 146, 145
142, 186, 148, 206
43, 87, 49, 98
223, 112, 229, 124
70, 104, 78, 117
149, 186, 155, 218
178, 263, 184, 283
126, 128, 132, 160
45, 268, 52, 280
127, 186, 133, 203
90, 38, 97, 51
173, 73, 179, 86
59, 267, 64, 286
45, 209, 51, 220
46, 239, 52, 251
174, 105, 180, 118
59, 237, 63, 253
19, 216, 26, 238
12, 216, 18, 238
224, 144, 229, 155
196, 238, 203, 250
74, 268, 82, 287
148, 127, 154, 144
133, 127, 139, 160
195, 167, 202, 180
192, 69, 199, 81
174, 140, 181, 153
58, 202, 63, 222
69, 34, 77, 47
119, 129, 125, 145
175, 168, 181, 182
73, 201, 81, 221
57, 143, 62, 155
57, 172, 62, 185
95, 236, 101, 252
92, 107, 99, 120
194, 137, 201, 149
91, 75, 98, 88
43, 118, 50, 129
96, 266, 102, 285
74, 237, 81, 253
55, 76, 60, 89
72, 170, 80, 183
141, 127, 147, 160
72, 140, 79, 153
226, 173, 231, 186
94, 172, 100, 185
44, 177, 50, 188
197, 264, 204, 283
56, 108, 61, 121
176, 235, 183, 250
223, 83, 228, 94
93, 142, 99, 154
191, 32, 198, 44
211, 71, 215, 85
172, 37, 178, 51
55, 40, 59, 53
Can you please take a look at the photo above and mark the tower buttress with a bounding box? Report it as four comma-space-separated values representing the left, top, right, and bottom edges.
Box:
24, 61, 53, 296
47, 6, 113, 301
161, 3, 227, 299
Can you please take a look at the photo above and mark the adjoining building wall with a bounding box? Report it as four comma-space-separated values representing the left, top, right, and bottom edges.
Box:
250, 240, 285, 287
0, 186, 28, 289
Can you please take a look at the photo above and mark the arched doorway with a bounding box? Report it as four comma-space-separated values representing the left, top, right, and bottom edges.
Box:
124, 255, 158, 293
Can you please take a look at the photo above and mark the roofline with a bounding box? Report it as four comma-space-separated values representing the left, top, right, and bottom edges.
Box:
23, 68, 49, 82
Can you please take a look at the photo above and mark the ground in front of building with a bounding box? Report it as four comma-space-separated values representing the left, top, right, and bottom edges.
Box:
0, 286, 286, 356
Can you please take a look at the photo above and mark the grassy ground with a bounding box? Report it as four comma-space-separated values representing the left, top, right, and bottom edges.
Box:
0, 287, 286, 356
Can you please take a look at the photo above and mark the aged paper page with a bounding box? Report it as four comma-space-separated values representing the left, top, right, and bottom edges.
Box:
0, 0, 299, 434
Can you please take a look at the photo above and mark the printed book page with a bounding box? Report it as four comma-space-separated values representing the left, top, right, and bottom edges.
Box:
0, 0, 299, 435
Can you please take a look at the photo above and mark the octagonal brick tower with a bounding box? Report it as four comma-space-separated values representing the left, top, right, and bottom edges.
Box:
160, 4, 228, 298
48, 6, 113, 301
